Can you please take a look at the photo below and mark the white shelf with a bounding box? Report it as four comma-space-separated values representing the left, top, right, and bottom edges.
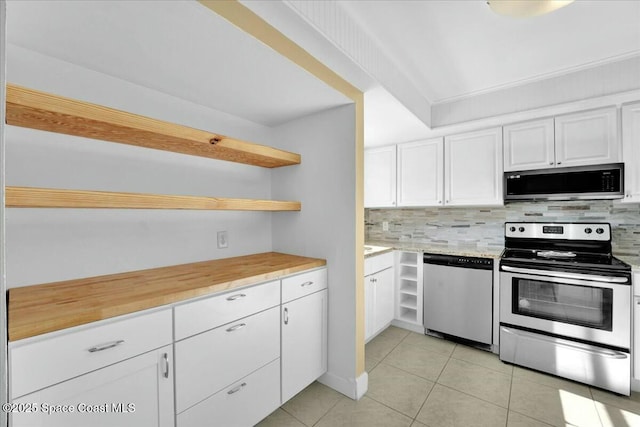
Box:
399, 252, 419, 266
394, 250, 423, 327
398, 308, 418, 323
399, 262, 417, 267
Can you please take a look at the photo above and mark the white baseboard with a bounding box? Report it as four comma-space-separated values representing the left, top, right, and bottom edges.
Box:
391, 319, 424, 334
318, 370, 369, 400
632, 378, 640, 393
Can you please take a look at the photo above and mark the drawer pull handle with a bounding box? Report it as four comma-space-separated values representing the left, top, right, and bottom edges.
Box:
226, 293, 246, 301
227, 382, 247, 395
88, 340, 125, 353
301, 281, 314, 287
163, 353, 170, 379
226, 323, 246, 332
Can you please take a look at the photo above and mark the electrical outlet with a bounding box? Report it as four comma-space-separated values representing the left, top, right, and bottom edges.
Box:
382, 221, 389, 231
217, 231, 228, 249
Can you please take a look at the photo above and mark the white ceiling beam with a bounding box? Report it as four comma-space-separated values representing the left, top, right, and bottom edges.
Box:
240, 0, 433, 128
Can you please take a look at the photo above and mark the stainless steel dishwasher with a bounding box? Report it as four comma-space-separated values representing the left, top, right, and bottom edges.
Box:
423, 253, 493, 346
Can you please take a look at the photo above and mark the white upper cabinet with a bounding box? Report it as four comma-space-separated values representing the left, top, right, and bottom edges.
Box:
504, 107, 620, 172
397, 138, 444, 207
445, 127, 503, 206
503, 118, 555, 171
554, 107, 619, 168
622, 102, 640, 203
364, 146, 397, 208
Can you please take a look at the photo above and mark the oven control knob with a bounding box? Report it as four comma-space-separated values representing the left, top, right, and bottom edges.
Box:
509, 226, 516, 232
584, 227, 592, 234
596, 228, 604, 234
518, 227, 525, 232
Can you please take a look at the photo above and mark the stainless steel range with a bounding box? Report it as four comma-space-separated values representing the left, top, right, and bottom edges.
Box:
499, 222, 632, 395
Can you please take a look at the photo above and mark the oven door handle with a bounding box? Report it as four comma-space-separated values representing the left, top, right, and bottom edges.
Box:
500, 265, 629, 284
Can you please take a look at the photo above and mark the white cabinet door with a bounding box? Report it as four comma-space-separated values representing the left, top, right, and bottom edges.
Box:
397, 138, 444, 206
555, 107, 619, 168
374, 268, 395, 335
444, 127, 503, 206
11, 346, 174, 427
281, 289, 328, 403
365, 267, 395, 342
365, 146, 397, 207
503, 118, 555, 171
365, 275, 375, 341
623, 102, 640, 203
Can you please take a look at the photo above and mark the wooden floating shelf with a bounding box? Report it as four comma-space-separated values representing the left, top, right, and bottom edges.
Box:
5, 83, 301, 168
6, 186, 301, 211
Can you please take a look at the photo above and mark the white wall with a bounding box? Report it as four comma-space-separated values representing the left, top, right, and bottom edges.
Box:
5, 45, 277, 287
271, 104, 359, 397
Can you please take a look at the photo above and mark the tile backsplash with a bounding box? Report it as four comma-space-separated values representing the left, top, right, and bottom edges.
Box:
365, 201, 640, 256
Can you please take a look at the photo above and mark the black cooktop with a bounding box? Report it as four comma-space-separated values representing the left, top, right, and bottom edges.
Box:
502, 248, 630, 270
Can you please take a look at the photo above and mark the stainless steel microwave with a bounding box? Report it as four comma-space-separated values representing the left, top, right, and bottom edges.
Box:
504, 163, 624, 201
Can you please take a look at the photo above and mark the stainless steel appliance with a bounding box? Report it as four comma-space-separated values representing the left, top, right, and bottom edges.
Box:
424, 254, 493, 346
504, 163, 624, 201
499, 222, 632, 395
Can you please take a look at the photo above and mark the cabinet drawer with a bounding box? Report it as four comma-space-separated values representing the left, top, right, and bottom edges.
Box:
174, 279, 280, 340
9, 308, 172, 399
282, 268, 327, 303
175, 306, 280, 414
365, 251, 394, 276
177, 358, 280, 427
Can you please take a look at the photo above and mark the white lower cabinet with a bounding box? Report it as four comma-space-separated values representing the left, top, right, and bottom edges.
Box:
9, 267, 329, 427
633, 272, 640, 386
635, 296, 640, 382
12, 345, 174, 427
365, 268, 394, 342
365, 252, 395, 341
177, 359, 281, 427
174, 306, 280, 414
281, 269, 328, 404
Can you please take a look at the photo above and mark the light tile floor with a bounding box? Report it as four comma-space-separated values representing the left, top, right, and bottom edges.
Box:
257, 326, 640, 427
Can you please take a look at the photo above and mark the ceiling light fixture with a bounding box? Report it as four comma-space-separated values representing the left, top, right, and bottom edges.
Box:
487, 0, 575, 17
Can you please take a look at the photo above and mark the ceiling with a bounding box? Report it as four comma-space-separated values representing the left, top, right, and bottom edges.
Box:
340, 0, 640, 104
5, 0, 351, 127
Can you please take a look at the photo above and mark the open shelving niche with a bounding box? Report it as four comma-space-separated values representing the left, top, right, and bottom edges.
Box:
392, 251, 424, 333
4, 83, 302, 211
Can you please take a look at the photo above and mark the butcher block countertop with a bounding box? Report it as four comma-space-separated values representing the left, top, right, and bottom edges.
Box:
8, 252, 326, 342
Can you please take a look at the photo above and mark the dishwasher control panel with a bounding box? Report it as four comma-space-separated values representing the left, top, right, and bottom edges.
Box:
423, 253, 493, 270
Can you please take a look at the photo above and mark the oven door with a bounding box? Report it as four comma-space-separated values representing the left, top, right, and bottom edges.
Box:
500, 266, 630, 350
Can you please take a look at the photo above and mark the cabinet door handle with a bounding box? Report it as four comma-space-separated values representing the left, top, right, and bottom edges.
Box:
225, 323, 246, 332
226, 293, 246, 301
284, 307, 289, 325
163, 353, 170, 379
88, 340, 125, 353
301, 281, 314, 287
549, 162, 554, 165
227, 382, 247, 395
557, 162, 562, 165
